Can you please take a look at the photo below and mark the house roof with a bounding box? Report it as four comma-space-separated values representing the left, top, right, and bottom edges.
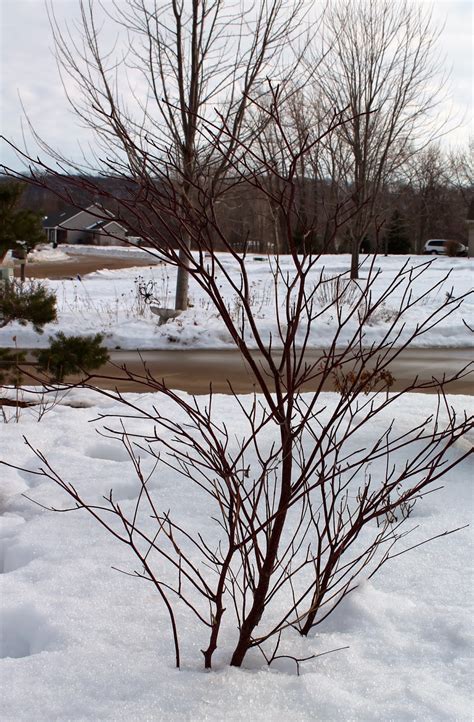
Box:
42, 203, 114, 229
86, 219, 107, 230
43, 205, 81, 228
86, 219, 129, 233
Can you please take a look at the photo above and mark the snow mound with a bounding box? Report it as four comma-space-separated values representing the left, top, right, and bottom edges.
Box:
27, 246, 71, 263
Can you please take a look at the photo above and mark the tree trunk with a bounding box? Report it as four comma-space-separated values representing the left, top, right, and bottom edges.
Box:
174, 242, 191, 310
229, 500, 289, 666
350, 239, 359, 280
230, 435, 293, 666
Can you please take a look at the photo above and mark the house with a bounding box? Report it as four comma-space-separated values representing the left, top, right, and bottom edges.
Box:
43, 203, 128, 246
467, 198, 474, 258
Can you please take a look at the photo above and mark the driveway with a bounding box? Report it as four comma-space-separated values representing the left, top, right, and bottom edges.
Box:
14, 252, 160, 280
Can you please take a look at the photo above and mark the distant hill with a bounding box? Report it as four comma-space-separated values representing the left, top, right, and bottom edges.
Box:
0, 174, 136, 217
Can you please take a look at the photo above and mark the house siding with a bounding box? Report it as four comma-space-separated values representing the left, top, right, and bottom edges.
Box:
93, 221, 128, 246
59, 209, 104, 244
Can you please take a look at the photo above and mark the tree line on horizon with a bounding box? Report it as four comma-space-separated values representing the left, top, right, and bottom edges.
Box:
1, 138, 472, 257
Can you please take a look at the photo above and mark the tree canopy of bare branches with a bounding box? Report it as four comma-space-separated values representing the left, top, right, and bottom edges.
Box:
308, 0, 447, 276
43, 0, 313, 307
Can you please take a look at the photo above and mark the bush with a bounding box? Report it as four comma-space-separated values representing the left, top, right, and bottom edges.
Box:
333, 365, 395, 397
314, 273, 361, 310
0, 280, 57, 333
445, 239, 460, 258
35, 333, 109, 382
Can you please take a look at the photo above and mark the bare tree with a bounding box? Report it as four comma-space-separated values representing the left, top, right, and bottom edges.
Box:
243, 81, 354, 255
310, 0, 447, 277
394, 141, 473, 252
284, 87, 355, 253
447, 137, 474, 208
400, 144, 447, 253
42, 0, 311, 308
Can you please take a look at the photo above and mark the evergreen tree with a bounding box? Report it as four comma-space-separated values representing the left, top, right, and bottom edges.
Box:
0, 280, 57, 332
0, 182, 46, 259
384, 210, 412, 254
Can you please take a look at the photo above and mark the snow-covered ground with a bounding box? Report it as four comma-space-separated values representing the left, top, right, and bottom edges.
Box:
1, 247, 472, 350
0, 389, 472, 721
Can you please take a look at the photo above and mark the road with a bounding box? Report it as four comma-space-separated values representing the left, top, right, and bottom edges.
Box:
76, 347, 473, 395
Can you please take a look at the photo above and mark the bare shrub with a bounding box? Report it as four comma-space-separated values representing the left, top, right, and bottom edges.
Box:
1, 1, 472, 674
332, 365, 395, 397
7, 131, 472, 672
313, 273, 361, 311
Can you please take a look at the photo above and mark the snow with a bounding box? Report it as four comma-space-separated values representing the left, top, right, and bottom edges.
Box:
62, 243, 168, 261
0, 389, 472, 721
27, 247, 71, 263
1, 247, 472, 350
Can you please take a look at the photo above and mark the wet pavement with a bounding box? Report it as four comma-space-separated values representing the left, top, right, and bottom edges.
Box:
82, 347, 473, 395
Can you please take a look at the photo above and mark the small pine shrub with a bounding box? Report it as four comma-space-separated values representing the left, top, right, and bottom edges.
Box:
0, 280, 57, 333
35, 332, 109, 382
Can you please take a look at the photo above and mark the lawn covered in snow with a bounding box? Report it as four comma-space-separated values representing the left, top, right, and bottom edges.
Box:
0, 388, 472, 721
1, 248, 472, 350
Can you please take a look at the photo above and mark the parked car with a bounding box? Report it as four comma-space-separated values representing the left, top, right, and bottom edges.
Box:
423, 239, 468, 256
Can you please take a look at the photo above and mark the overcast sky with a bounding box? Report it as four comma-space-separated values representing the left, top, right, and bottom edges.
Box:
0, 0, 472, 171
